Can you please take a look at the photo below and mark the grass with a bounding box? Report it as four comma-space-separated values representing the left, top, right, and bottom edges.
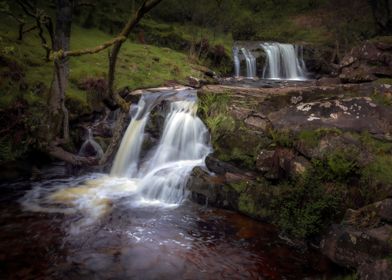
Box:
0, 19, 199, 111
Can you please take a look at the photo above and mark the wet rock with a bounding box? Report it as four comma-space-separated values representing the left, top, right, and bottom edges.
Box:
291, 156, 311, 176
244, 114, 269, 131
255, 148, 292, 180
358, 259, 392, 280
256, 148, 310, 179
321, 224, 392, 268
187, 167, 238, 209
339, 39, 392, 83
316, 77, 341, 86
322, 199, 392, 277
205, 155, 244, 175
268, 97, 392, 140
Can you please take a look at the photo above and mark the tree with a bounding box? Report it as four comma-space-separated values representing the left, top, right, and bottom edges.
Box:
36, 0, 163, 165
368, 0, 392, 35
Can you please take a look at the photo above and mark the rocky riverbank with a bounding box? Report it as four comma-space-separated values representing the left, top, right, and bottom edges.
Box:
188, 76, 392, 277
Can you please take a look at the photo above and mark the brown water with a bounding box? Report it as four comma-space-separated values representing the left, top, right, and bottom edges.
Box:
0, 178, 336, 280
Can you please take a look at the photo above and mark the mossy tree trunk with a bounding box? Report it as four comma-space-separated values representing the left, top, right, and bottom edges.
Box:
369, 0, 392, 35
47, 0, 72, 143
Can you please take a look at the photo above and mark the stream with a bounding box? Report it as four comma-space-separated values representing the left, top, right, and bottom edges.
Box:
0, 88, 337, 279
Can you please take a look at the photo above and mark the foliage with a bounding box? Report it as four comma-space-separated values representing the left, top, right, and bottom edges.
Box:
274, 172, 343, 238
298, 128, 341, 148
198, 91, 234, 139
269, 129, 294, 148
362, 155, 392, 187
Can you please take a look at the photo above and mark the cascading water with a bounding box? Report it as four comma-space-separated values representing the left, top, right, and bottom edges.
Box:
110, 94, 159, 178
240, 48, 257, 78
261, 43, 307, 80
21, 87, 211, 231
233, 47, 240, 78
78, 128, 104, 158
138, 99, 210, 204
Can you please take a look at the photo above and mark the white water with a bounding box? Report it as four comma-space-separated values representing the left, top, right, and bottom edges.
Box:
261, 43, 307, 80
110, 96, 156, 178
21, 88, 211, 233
233, 47, 240, 78
138, 100, 210, 204
78, 128, 104, 158
241, 48, 257, 78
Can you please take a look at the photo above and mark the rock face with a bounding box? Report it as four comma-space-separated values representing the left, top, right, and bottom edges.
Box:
321, 199, 392, 279
339, 37, 392, 83
190, 81, 392, 278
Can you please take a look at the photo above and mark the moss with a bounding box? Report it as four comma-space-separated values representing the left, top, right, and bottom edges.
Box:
297, 128, 342, 148
326, 151, 358, 182
269, 129, 294, 148
238, 193, 270, 218
357, 132, 392, 154
374, 78, 392, 85
362, 155, 392, 186
372, 88, 392, 107
273, 173, 344, 238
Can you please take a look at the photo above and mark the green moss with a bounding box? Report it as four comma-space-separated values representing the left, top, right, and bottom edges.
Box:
269, 129, 294, 148
230, 181, 249, 194
363, 155, 392, 186
298, 128, 342, 148
273, 173, 343, 238
238, 193, 269, 218
374, 78, 392, 85
326, 151, 358, 182
372, 88, 392, 107
357, 132, 392, 154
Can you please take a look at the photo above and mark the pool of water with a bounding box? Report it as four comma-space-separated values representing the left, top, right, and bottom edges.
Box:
0, 177, 336, 280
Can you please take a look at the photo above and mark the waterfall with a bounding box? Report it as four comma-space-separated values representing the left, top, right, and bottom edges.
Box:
240, 48, 257, 78
21, 88, 211, 231
261, 43, 307, 80
79, 128, 104, 158
111, 88, 211, 204
110, 96, 156, 177
233, 47, 240, 78
139, 99, 211, 204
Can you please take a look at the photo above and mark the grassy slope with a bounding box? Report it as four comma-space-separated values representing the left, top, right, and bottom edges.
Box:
0, 19, 199, 111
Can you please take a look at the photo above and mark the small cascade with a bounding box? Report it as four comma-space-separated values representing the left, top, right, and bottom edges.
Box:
111, 88, 211, 204
110, 96, 156, 177
78, 128, 104, 158
261, 43, 307, 80
240, 48, 257, 78
21, 88, 211, 232
233, 47, 240, 78
139, 99, 211, 204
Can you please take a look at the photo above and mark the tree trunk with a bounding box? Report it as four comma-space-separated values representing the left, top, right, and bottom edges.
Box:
369, 0, 392, 35
47, 0, 73, 143
99, 111, 129, 167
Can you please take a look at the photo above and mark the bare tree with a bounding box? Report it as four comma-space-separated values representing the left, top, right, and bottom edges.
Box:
45, 0, 163, 165
368, 0, 392, 35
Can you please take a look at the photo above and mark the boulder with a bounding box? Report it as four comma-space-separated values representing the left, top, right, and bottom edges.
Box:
339, 39, 392, 83
322, 199, 392, 278
358, 259, 392, 280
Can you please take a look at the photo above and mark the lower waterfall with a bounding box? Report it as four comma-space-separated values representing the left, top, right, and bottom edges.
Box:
21, 87, 211, 232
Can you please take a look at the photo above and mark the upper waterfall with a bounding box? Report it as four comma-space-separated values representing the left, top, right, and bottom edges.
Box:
241, 48, 257, 78
260, 43, 307, 80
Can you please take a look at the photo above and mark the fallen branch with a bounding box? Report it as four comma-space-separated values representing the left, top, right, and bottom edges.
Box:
48, 145, 99, 166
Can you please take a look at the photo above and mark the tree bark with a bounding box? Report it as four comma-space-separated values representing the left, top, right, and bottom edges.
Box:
369, 0, 392, 35
47, 0, 73, 143
99, 111, 129, 167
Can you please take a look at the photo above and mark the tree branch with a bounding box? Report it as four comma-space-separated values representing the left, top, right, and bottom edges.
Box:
48, 145, 99, 166
107, 0, 163, 112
